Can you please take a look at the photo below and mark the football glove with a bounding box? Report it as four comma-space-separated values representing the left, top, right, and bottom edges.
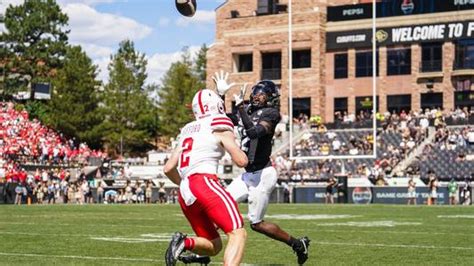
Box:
213, 70, 235, 97
233, 83, 248, 107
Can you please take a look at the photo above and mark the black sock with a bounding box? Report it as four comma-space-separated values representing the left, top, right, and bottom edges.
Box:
287, 236, 300, 248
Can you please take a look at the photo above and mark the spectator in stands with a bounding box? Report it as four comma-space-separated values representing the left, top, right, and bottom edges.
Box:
170, 188, 178, 204
97, 180, 105, 204
136, 182, 144, 203
61, 178, 68, 204
158, 181, 166, 204
68, 182, 76, 204
467, 128, 474, 146
35, 183, 44, 204
47, 181, 55, 204
456, 152, 467, 162
448, 179, 458, 205
124, 181, 133, 204
375, 174, 387, 186
325, 176, 337, 204
14, 183, 23, 205
407, 177, 416, 205
461, 179, 471, 205
146, 181, 153, 203
428, 174, 438, 205
75, 181, 83, 205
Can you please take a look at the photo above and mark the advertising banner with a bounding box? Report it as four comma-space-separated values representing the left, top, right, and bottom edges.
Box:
369, 186, 449, 205
327, 0, 474, 22
293, 186, 451, 205
327, 20, 474, 50
293, 186, 337, 204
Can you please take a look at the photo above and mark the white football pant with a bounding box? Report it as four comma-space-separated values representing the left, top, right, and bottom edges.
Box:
226, 166, 278, 224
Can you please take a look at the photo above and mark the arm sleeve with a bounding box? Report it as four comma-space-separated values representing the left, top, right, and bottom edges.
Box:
211, 114, 234, 132
239, 107, 281, 139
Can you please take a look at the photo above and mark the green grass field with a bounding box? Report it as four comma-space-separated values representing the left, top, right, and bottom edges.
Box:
0, 204, 473, 265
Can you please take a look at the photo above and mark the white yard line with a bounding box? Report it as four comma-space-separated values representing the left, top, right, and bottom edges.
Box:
0, 252, 223, 265
0, 228, 471, 239
0, 252, 161, 262
0, 221, 178, 228
315, 241, 474, 251
307, 229, 470, 236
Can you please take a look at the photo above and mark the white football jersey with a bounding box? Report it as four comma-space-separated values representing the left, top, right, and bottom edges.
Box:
177, 114, 234, 179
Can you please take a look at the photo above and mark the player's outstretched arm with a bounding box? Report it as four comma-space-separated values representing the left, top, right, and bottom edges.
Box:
163, 147, 182, 185
213, 70, 235, 97
214, 130, 248, 168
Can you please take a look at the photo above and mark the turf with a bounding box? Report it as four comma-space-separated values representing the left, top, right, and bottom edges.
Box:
0, 204, 473, 265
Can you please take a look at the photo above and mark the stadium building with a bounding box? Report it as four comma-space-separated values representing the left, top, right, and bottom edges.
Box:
207, 0, 474, 123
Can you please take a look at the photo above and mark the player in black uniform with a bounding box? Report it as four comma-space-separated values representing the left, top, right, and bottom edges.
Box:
179, 73, 311, 265
223, 78, 310, 265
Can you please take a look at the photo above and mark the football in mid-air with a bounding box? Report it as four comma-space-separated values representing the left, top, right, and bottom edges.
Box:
176, 0, 197, 17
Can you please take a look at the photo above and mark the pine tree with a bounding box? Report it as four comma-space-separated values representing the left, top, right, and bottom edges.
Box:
1, 0, 69, 100
194, 44, 208, 82
157, 48, 203, 137
46, 45, 102, 148
99, 40, 156, 156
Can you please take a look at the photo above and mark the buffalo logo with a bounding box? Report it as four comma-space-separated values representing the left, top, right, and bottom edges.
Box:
352, 187, 372, 204
360, 97, 373, 108
375, 30, 388, 43
401, 0, 414, 15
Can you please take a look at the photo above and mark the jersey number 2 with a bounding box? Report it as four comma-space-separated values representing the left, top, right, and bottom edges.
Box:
180, 137, 194, 168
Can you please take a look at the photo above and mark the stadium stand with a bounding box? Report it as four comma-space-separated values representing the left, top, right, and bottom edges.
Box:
1, 100, 472, 205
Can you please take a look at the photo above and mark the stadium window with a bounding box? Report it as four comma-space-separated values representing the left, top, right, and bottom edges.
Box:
292, 49, 311, 69
387, 94, 411, 114
387, 47, 411, 76
455, 78, 472, 91
421, 42, 442, 72
454, 91, 474, 109
234, 53, 253, 72
261, 51, 281, 80
454, 38, 474, 69
420, 92, 443, 110
334, 53, 348, 79
292, 97, 311, 118
334, 97, 348, 120
355, 96, 379, 116
356, 50, 379, 77
257, 0, 277, 15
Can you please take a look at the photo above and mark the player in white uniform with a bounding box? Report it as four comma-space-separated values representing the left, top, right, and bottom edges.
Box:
164, 89, 247, 266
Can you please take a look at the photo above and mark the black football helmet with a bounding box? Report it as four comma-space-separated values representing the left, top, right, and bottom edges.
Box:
250, 80, 280, 108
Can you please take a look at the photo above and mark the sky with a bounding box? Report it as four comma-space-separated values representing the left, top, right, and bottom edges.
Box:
1, 0, 226, 85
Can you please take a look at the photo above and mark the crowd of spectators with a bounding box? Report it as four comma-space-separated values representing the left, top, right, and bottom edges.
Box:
280, 107, 473, 182
2, 99, 473, 204
0, 102, 104, 166
5, 169, 178, 205
0, 101, 106, 184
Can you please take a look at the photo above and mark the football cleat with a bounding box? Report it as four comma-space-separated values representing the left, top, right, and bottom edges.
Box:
292, 236, 310, 265
165, 232, 186, 266
179, 253, 211, 265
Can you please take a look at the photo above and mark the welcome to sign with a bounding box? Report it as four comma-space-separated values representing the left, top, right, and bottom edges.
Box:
327, 20, 474, 50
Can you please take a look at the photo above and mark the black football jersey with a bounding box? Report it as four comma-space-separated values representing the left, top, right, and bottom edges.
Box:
236, 106, 281, 172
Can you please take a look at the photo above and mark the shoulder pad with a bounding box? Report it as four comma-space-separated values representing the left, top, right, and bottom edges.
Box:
260, 108, 281, 124
210, 114, 234, 132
